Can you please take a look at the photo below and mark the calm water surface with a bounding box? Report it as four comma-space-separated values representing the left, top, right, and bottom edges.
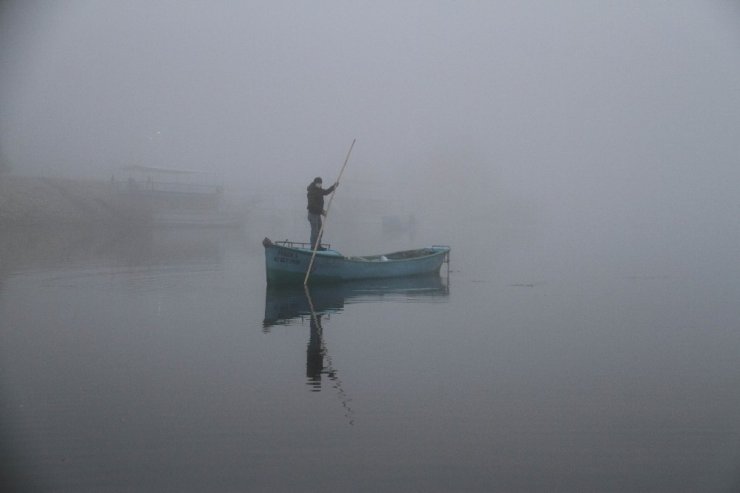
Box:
1, 218, 739, 492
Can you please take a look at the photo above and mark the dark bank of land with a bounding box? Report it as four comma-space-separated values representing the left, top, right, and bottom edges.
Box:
0, 175, 147, 227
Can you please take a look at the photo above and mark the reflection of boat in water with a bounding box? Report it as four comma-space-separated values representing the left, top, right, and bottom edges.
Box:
262, 238, 450, 285
262, 275, 449, 419
262, 274, 449, 328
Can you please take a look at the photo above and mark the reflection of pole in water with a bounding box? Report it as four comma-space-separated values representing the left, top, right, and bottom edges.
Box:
304, 286, 355, 425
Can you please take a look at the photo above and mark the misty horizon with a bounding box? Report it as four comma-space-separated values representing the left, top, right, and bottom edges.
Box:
1, 1, 739, 257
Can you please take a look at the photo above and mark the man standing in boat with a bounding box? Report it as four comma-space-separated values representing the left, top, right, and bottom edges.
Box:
306, 177, 337, 250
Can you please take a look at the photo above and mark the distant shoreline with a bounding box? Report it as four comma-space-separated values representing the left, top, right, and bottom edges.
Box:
0, 175, 149, 228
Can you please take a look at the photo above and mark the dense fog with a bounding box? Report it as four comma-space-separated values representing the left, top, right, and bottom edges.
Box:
1, 1, 739, 259
2, 5, 740, 490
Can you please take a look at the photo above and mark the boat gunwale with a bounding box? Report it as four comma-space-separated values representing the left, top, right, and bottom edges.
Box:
267, 240, 449, 264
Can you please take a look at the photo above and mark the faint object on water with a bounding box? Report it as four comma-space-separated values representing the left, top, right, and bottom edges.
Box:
111, 165, 243, 228
625, 275, 670, 281
381, 214, 417, 235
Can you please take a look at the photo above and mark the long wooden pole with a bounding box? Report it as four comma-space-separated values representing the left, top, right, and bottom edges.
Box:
304, 138, 356, 286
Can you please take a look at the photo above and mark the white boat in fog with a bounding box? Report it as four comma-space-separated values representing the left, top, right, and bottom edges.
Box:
112, 165, 243, 228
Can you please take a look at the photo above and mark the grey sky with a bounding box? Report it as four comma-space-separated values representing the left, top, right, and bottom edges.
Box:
1, 1, 739, 233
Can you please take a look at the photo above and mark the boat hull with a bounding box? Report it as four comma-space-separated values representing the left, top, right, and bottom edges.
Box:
263, 239, 450, 285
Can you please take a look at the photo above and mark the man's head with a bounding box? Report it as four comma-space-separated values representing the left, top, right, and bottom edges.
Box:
313, 177, 323, 187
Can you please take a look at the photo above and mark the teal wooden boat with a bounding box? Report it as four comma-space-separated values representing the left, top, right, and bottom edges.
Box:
262, 238, 450, 285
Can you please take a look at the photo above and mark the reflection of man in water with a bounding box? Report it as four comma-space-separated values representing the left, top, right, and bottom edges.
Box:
303, 309, 354, 423
306, 314, 325, 391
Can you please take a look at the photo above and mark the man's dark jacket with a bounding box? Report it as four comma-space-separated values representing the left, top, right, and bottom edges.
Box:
306, 182, 336, 214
